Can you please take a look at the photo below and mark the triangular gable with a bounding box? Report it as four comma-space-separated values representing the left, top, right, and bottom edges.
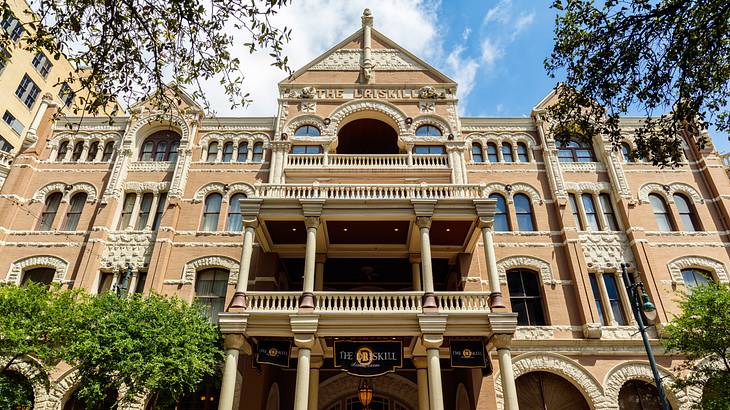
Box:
130, 82, 204, 113
280, 28, 456, 86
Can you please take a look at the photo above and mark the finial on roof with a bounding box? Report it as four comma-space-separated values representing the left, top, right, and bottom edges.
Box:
362, 8, 373, 27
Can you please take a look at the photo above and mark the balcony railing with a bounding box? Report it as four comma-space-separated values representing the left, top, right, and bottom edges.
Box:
0, 150, 13, 168
245, 291, 491, 314
286, 154, 449, 169
254, 183, 487, 200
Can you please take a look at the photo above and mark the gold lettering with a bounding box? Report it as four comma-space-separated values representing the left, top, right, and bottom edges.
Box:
387, 90, 397, 99
317, 89, 327, 98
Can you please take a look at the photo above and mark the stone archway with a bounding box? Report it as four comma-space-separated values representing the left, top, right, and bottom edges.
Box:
318, 373, 417, 410
336, 118, 399, 154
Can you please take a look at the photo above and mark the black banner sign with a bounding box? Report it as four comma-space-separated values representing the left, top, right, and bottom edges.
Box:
334, 340, 403, 377
450, 340, 487, 368
256, 339, 291, 368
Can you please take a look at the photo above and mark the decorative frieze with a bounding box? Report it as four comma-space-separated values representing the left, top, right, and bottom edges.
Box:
579, 232, 635, 271
5, 255, 68, 285
667, 255, 729, 285
100, 232, 155, 271
638, 182, 704, 204
309, 49, 424, 71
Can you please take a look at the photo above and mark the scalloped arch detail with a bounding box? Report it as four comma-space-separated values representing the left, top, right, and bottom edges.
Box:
496, 255, 555, 284
66, 182, 98, 203
227, 183, 255, 199
603, 361, 691, 410
182, 255, 240, 285
0, 357, 50, 409
193, 182, 227, 203
6, 255, 69, 285
484, 182, 542, 204
667, 255, 729, 285
638, 182, 703, 204
412, 114, 452, 136
284, 115, 327, 137
318, 372, 417, 410
327, 99, 409, 136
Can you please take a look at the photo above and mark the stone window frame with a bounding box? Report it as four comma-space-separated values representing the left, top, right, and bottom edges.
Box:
5, 255, 69, 285
465, 133, 537, 163
46, 133, 121, 163
32, 182, 98, 205
191, 182, 255, 232
667, 255, 729, 286
199, 133, 269, 163
564, 182, 622, 233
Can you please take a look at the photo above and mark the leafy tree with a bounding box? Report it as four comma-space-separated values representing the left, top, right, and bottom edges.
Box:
0, 0, 293, 114
67, 292, 223, 408
546, 0, 730, 167
663, 284, 730, 409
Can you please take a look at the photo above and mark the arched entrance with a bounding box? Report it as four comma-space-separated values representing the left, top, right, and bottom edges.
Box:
619, 380, 670, 410
337, 119, 399, 154
0, 371, 34, 408
63, 386, 118, 410
319, 373, 416, 410
515, 371, 590, 410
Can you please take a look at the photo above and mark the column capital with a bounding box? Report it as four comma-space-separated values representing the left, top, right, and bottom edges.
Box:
310, 355, 324, 369
300, 198, 325, 216
294, 334, 316, 349
304, 216, 321, 229
409, 253, 422, 264
411, 199, 436, 217
240, 198, 263, 219
489, 333, 513, 350
416, 216, 432, 229
412, 356, 428, 369
421, 334, 443, 350
223, 334, 252, 354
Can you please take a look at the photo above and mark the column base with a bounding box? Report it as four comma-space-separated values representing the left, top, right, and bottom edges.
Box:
300, 292, 315, 309
422, 292, 437, 309
489, 292, 506, 309
228, 291, 248, 310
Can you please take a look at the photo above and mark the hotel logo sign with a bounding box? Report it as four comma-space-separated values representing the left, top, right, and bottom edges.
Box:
256, 339, 292, 368
449, 339, 490, 371
334, 340, 403, 377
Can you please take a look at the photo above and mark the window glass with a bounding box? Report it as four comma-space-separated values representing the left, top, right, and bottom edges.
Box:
471, 143, 483, 163
0, 135, 12, 152
21, 268, 55, 286
87, 141, 99, 161
487, 143, 498, 162
118, 193, 137, 229
153, 141, 168, 161
201, 193, 222, 231
621, 143, 633, 162
237, 142, 248, 162
71, 141, 83, 161
681, 268, 711, 291
516, 142, 529, 162
101, 141, 114, 161
568, 193, 584, 230
603, 274, 627, 325
501, 142, 514, 162
32, 52, 52, 77
97, 271, 115, 293
581, 193, 601, 231
140, 141, 154, 161
195, 268, 229, 322
62, 192, 87, 230
15, 74, 40, 108
226, 193, 246, 232
39, 192, 62, 230
294, 125, 321, 137
558, 139, 595, 163
222, 142, 234, 162
135, 193, 154, 230
151, 193, 167, 231
2, 15, 25, 42
514, 193, 535, 231
3, 110, 23, 134
507, 269, 546, 325
673, 194, 700, 231
139, 131, 181, 161
600, 193, 620, 231
206, 141, 218, 162
291, 145, 322, 154
252, 142, 264, 162
59, 83, 74, 107
168, 142, 178, 162
489, 193, 510, 232
589, 273, 607, 325
57, 140, 69, 160
649, 194, 674, 231
414, 145, 445, 155
415, 124, 442, 137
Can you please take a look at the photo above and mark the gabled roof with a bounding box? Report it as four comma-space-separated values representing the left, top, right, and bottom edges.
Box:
279, 27, 456, 86
129, 82, 203, 113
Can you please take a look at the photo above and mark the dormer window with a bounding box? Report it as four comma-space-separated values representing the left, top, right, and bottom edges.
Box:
294, 125, 321, 137
558, 139, 595, 163
415, 124, 442, 137
139, 131, 181, 161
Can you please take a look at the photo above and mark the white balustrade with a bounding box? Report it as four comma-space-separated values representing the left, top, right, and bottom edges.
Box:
254, 183, 487, 200
286, 154, 448, 169
314, 291, 423, 313
246, 291, 300, 313
0, 151, 13, 168
436, 292, 491, 312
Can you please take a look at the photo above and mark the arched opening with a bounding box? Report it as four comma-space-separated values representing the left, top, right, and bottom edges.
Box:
515, 371, 589, 410
21, 267, 56, 286
337, 119, 398, 154
64, 386, 118, 410
148, 373, 221, 410
619, 380, 670, 410
0, 370, 35, 408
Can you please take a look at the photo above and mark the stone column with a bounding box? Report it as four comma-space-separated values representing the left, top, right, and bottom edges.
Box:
80, 141, 90, 162
615, 271, 636, 325
293, 335, 315, 410
308, 356, 323, 410
300, 216, 320, 308
24, 93, 53, 148
144, 194, 160, 230
417, 216, 437, 308
412, 356, 430, 410
218, 334, 249, 410
94, 142, 105, 162
423, 335, 444, 410
63, 140, 74, 161
314, 253, 326, 291
229, 199, 262, 309
596, 272, 615, 325
126, 192, 143, 230
493, 334, 519, 410
474, 200, 505, 308
410, 254, 422, 291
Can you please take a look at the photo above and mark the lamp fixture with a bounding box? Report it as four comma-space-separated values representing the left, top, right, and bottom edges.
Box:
358, 378, 374, 409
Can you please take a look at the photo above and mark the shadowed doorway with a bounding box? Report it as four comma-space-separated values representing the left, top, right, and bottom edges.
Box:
337, 119, 399, 154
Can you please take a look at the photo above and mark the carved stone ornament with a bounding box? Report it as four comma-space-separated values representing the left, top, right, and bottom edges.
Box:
299, 101, 316, 113
6, 255, 69, 285
300, 87, 317, 99
602, 362, 691, 410
417, 86, 444, 100
309, 49, 423, 71
496, 255, 555, 285
638, 182, 704, 204
100, 232, 155, 271
578, 232, 635, 271
667, 255, 729, 285
418, 101, 435, 113
172, 255, 240, 285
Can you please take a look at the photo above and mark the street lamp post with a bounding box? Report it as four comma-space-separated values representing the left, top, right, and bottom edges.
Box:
620, 263, 671, 410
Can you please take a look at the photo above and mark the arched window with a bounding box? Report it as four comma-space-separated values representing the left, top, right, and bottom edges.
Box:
501, 142, 514, 162
252, 142, 264, 162
135, 193, 154, 230
201, 193, 222, 231
471, 142, 484, 163
87, 141, 99, 161
62, 192, 87, 230
507, 269, 545, 325
138, 131, 181, 161
516, 372, 590, 409
56, 140, 69, 160
118, 193, 137, 230
516, 142, 529, 162
206, 141, 219, 162
568, 193, 584, 230
489, 193, 510, 231
621, 142, 634, 162
71, 141, 83, 161
673, 193, 700, 231
581, 193, 601, 231
21, 267, 56, 286
226, 193, 246, 232
487, 142, 498, 162
38, 192, 62, 230
237, 142, 248, 162
415, 124, 442, 137
195, 268, 229, 322
681, 268, 712, 290
618, 380, 666, 410
221, 142, 234, 162
101, 141, 114, 161
514, 193, 535, 231
649, 194, 675, 231
294, 125, 321, 137
600, 193, 620, 230
558, 139, 595, 162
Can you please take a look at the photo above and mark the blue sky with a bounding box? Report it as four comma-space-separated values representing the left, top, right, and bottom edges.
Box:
207, 0, 727, 151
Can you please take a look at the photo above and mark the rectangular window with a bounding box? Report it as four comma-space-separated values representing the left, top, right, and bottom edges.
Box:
581, 193, 601, 231
2, 111, 23, 135
58, 83, 74, 107
97, 272, 115, 294
135, 193, 154, 230
599, 193, 620, 231
15, 74, 40, 108
151, 193, 167, 231
118, 193, 137, 229
0, 135, 12, 152
589, 273, 607, 325
291, 145, 322, 154
1, 15, 24, 42
414, 145, 446, 155
31, 52, 52, 78
568, 193, 583, 230
603, 273, 627, 325
134, 271, 147, 294
0, 47, 10, 73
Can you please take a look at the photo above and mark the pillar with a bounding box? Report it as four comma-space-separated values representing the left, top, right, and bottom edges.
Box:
410, 254, 422, 291
481, 223, 506, 308
493, 335, 519, 410
423, 335, 444, 410
615, 271, 637, 325
127, 192, 142, 230
308, 356, 323, 410
417, 217, 437, 308
229, 221, 257, 309
412, 356, 430, 410
218, 334, 248, 410
314, 253, 326, 291
144, 194, 160, 230
24, 93, 52, 146
300, 216, 320, 308
596, 272, 615, 325
293, 336, 315, 410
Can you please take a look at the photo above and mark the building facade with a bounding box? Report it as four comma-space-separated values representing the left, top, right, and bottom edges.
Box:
1, 9, 729, 410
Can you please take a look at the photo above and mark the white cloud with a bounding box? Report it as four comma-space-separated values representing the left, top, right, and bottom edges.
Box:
478, 1, 535, 70
446, 45, 479, 112
512, 12, 535, 39
480, 38, 504, 67
483, 0, 512, 25
200, 0, 442, 116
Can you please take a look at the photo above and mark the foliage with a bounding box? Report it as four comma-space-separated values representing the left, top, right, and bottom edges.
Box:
0, 0, 292, 115
663, 284, 730, 409
0, 370, 36, 408
67, 292, 223, 408
546, 0, 730, 167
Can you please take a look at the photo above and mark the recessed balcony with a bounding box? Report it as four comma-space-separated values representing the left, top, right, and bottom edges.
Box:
286, 153, 449, 169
